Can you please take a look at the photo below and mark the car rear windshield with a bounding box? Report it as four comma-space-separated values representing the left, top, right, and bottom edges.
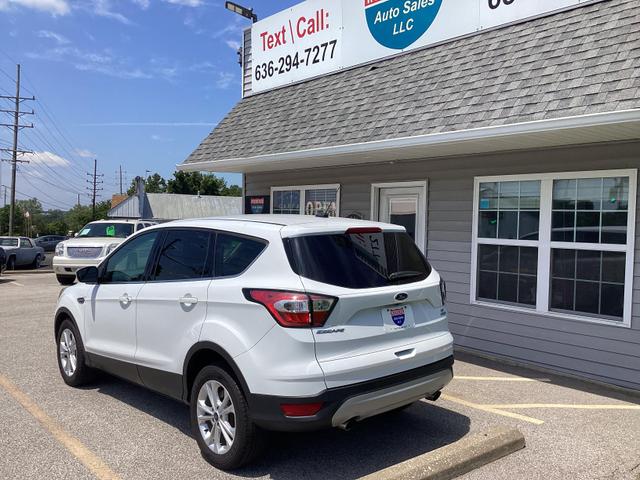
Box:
77, 222, 134, 239
285, 231, 432, 289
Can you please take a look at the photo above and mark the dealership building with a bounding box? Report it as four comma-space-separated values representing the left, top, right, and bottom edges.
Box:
181, 0, 640, 390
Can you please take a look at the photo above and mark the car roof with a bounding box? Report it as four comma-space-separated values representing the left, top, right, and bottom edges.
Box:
148, 215, 405, 236
86, 219, 140, 224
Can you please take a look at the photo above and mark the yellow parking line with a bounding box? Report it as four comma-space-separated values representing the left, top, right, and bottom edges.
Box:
454, 376, 550, 382
484, 403, 640, 410
441, 393, 545, 425
0, 374, 120, 480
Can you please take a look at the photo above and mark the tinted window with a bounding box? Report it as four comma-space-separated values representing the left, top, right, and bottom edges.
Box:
102, 232, 159, 283
78, 222, 134, 238
20, 238, 33, 248
215, 233, 266, 277
286, 232, 431, 289
0, 238, 18, 247
153, 230, 212, 281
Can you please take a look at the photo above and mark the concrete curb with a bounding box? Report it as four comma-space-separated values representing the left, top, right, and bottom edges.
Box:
4, 269, 54, 275
358, 427, 525, 480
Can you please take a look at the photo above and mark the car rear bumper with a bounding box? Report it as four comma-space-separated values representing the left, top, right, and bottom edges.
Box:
53, 256, 103, 276
248, 355, 454, 432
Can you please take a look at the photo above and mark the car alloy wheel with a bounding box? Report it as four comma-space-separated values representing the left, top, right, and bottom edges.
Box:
197, 380, 236, 455
59, 328, 78, 377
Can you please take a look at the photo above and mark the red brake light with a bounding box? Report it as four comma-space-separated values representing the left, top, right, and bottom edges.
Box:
245, 289, 337, 328
345, 227, 382, 235
280, 402, 324, 417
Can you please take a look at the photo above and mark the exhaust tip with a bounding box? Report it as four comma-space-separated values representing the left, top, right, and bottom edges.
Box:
338, 418, 359, 431
426, 390, 442, 402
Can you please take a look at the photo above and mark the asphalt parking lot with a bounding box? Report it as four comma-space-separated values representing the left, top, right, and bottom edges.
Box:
1, 272, 639, 480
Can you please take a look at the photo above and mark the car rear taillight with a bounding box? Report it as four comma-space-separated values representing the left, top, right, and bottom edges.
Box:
440, 277, 447, 305
244, 289, 337, 328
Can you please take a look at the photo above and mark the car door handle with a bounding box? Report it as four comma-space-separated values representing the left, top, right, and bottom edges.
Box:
179, 296, 198, 306
119, 294, 132, 306
395, 348, 416, 360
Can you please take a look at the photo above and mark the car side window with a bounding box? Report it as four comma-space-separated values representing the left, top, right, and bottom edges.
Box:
102, 231, 159, 284
20, 238, 32, 248
215, 233, 266, 277
153, 229, 212, 281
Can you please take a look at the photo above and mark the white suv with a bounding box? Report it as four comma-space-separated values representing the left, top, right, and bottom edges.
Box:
54, 215, 453, 470
53, 219, 155, 285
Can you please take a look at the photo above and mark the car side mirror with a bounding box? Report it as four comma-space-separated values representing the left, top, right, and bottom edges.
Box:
76, 266, 100, 285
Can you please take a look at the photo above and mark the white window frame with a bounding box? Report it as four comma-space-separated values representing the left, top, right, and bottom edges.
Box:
270, 184, 341, 216
471, 169, 637, 328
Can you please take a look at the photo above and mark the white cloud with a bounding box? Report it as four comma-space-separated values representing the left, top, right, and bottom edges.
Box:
75, 148, 95, 158
131, 0, 149, 8
189, 61, 216, 73
225, 39, 240, 51
79, 122, 216, 127
215, 71, 235, 89
37, 30, 70, 45
87, 0, 131, 24
27, 46, 153, 79
0, 0, 70, 15
23, 151, 71, 167
163, 0, 203, 7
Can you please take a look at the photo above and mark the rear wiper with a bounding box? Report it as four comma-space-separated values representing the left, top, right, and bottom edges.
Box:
388, 270, 423, 281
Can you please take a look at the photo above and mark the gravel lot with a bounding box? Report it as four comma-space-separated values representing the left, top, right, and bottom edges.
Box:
1, 272, 639, 480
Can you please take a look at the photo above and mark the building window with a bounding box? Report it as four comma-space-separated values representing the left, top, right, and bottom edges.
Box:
271, 184, 340, 216
472, 170, 636, 327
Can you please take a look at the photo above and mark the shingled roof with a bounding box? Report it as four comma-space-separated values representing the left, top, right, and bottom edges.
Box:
183, 0, 640, 167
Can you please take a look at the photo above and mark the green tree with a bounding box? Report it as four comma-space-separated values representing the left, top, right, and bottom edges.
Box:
126, 173, 168, 196
223, 184, 242, 197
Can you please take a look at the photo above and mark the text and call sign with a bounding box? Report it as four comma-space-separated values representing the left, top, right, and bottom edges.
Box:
250, 0, 600, 94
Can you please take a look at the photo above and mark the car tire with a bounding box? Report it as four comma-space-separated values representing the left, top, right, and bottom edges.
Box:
56, 319, 94, 387
190, 365, 265, 470
7, 256, 15, 270
57, 275, 75, 285
31, 254, 42, 269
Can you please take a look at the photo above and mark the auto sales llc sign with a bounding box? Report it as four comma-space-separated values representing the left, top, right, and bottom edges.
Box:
250, 0, 602, 93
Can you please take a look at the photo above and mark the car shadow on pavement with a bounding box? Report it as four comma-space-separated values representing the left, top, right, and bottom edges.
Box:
455, 350, 640, 404
93, 375, 471, 479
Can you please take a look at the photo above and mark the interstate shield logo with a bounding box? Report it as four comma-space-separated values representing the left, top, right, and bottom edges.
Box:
365, 0, 443, 50
390, 308, 406, 327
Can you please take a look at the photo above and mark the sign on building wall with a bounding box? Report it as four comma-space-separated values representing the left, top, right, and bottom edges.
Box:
250, 0, 599, 94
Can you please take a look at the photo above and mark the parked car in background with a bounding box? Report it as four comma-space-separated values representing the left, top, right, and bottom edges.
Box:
0, 247, 6, 275
53, 219, 156, 285
35, 235, 67, 252
54, 215, 453, 470
0, 237, 45, 270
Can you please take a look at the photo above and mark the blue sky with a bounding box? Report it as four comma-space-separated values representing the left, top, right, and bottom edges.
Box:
0, 0, 297, 211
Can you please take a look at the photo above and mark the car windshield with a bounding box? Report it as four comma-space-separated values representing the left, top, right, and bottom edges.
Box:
77, 222, 134, 239
0, 238, 19, 247
285, 231, 432, 289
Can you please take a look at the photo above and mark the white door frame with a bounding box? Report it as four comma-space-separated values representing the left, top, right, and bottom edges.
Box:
371, 180, 428, 253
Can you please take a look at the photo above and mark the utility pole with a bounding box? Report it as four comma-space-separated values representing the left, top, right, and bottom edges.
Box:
119, 165, 123, 195
86, 159, 103, 220
0, 64, 34, 236
77, 193, 80, 207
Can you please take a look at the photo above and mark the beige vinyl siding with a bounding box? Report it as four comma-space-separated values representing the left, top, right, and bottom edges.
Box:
245, 141, 640, 390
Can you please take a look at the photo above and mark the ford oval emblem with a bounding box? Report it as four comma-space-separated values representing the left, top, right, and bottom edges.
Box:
395, 293, 408, 302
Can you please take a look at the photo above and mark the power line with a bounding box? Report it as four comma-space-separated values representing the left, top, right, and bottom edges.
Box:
0, 64, 34, 236
2, 184, 71, 211
87, 159, 104, 220
18, 172, 75, 209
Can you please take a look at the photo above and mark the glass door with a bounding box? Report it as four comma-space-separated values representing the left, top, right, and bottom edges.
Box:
375, 182, 427, 253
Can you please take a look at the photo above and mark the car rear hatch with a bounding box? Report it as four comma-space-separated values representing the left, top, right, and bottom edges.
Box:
283, 225, 452, 389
